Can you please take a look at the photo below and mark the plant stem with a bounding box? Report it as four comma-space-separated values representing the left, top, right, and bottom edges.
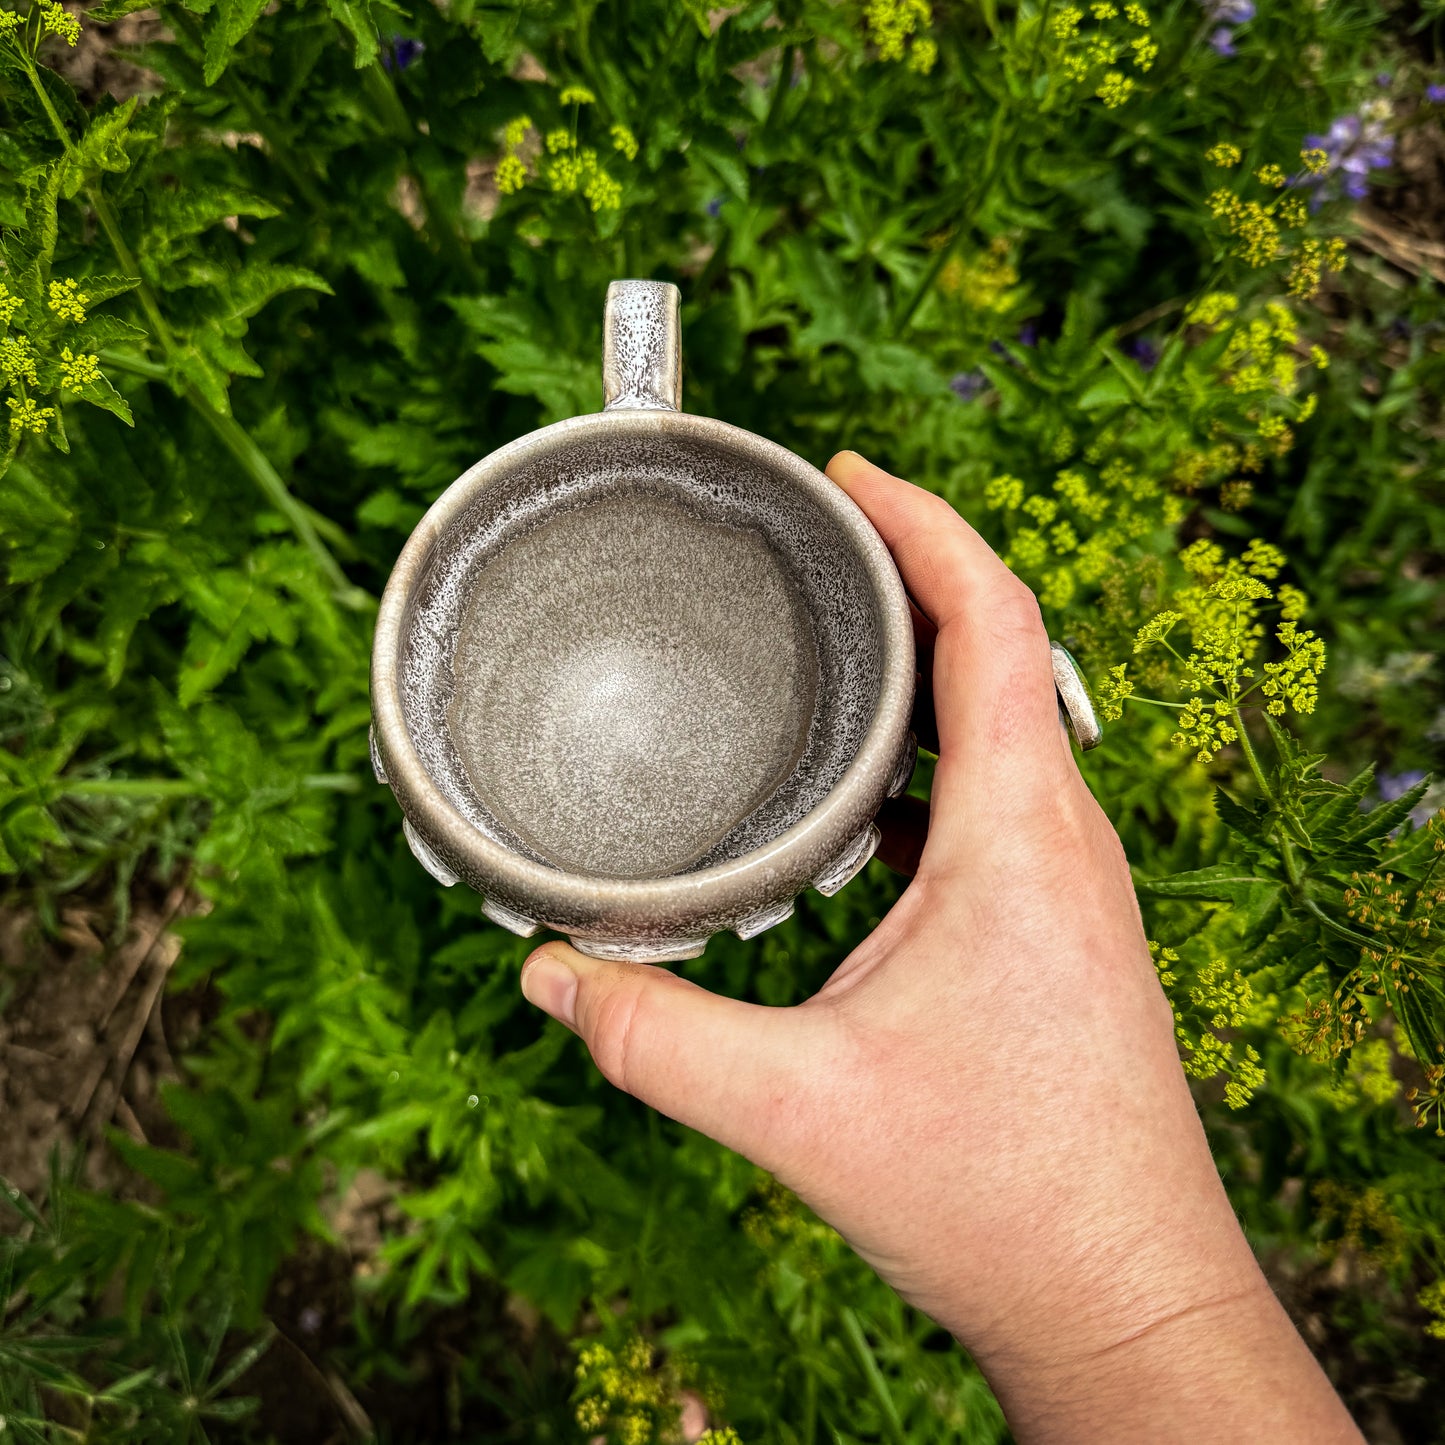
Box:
64, 773, 360, 798
1231, 707, 1306, 890
839, 1308, 906, 1445
65, 778, 201, 798
191, 400, 367, 605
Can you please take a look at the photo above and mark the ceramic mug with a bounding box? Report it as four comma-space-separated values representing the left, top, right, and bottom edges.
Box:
370, 280, 1099, 962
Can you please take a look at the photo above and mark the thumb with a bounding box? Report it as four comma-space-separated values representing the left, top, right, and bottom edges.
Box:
520, 940, 834, 1170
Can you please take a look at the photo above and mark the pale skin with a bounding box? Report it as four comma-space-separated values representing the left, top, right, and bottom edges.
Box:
519, 451, 1365, 1443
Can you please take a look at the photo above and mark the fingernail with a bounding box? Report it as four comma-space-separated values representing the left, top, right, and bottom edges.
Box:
521, 951, 578, 1030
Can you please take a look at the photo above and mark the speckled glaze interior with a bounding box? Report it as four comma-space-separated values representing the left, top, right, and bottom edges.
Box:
402, 428, 883, 880
370, 281, 916, 961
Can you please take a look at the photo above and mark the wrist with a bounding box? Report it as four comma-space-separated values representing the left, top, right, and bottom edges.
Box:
966, 1228, 1361, 1444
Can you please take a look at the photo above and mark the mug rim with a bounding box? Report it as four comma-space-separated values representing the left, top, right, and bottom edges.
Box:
370, 406, 915, 931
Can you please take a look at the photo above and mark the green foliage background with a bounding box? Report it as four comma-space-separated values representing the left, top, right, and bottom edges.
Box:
1, 0, 1443, 1439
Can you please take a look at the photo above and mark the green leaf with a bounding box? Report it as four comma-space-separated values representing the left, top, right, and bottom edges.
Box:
76, 373, 135, 427
203, 0, 272, 84
1139, 863, 1281, 904
71, 99, 140, 191
73, 274, 141, 306
1076, 369, 1133, 410
75, 313, 148, 349
1213, 786, 1266, 842
1339, 776, 1433, 851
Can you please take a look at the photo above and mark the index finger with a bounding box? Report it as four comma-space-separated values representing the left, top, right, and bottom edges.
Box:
825, 450, 1071, 783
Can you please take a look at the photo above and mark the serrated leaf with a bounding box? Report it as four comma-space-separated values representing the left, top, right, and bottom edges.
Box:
1213, 786, 1266, 841
203, 0, 272, 84
1338, 776, 1433, 851
148, 187, 281, 251
74, 274, 141, 306
327, 0, 394, 67
1139, 863, 1281, 903
178, 560, 298, 704
75, 313, 148, 349
75, 372, 135, 426
71, 99, 139, 190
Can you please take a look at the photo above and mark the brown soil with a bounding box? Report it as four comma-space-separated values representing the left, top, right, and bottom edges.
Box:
0, 880, 198, 1205
46, 8, 168, 107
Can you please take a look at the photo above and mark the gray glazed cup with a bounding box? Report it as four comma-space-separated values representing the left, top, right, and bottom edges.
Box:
370, 280, 921, 962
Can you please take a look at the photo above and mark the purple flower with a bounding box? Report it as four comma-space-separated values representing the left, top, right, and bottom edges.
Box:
1379, 769, 1427, 803
382, 36, 425, 72
1297, 111, 1395, 206
1375, 71, 1393, 87
1123, 335, 1159, 371
949, 370, 987, 401
1200, 0, 1253, 54
298, 1306, 324, 1334
1427, 83, 1445, 105
1017, 320, 1041, 347
706, 196, 724, 218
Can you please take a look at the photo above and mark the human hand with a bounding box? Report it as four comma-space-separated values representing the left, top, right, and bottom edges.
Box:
518, 451, 1362, 1442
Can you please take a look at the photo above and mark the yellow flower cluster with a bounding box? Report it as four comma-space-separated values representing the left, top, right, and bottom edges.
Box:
1207, 189, 1280, 267
1150, 943, 1267, 1106
39, 0, 80, 46
1049, 0, 1152, 105
610, 122, 639, 161
60, 345, 100, 390
1204, 147, 1348, 296
1420, 1279, 1445, 1339
1173, 294, 1328, 487
1096, 662, 1133, 720
1096, 71, 1134, 108
7, 394, 55, 434
496, 99, 632, 211
1, 334, 38, 387
863, 0, 937, 73
1, 274, 113, 446
573, 1336, 676, 1445
0, 283, 23, 327
1118, 538, 1324, 757
988, 448, 1184, 612
938, 237, 1019, 312
1287, 236, 1348, 300
48, 277, 88, 324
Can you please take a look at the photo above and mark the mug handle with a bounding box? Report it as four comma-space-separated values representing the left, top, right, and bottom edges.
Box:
603, 279, 683, 412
